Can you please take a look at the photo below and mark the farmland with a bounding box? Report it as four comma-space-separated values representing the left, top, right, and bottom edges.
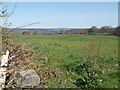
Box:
12, 34, 118, 88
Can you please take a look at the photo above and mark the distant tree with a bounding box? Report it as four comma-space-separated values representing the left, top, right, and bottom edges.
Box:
100, 26, 112, 33
33, 30, 40, 35
88, 26, 98, 33
59, 30, 65, 34
114, 26, 120, 36
22, 31, 31, 35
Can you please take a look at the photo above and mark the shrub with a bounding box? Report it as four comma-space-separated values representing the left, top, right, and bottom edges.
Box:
1, 28, 69, 88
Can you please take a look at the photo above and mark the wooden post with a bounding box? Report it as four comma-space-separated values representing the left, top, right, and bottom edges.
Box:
0, 50, 9, 89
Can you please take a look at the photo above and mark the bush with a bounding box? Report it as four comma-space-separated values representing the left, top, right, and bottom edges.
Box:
1, 28, 69, 88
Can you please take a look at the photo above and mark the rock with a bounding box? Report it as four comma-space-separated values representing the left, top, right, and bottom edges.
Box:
1, 50, 9, 67
0, 50, 9, 88
16, 70, 40, 88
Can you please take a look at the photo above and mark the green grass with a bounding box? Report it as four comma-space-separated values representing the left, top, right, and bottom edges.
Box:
12, 34, 118, 88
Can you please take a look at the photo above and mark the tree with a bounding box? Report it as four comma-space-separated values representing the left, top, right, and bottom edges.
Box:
59, 29, 65, 34
114, 26, 120, 36
88, 26, 98, 33
100, 26, 112, 33
33, 30, 40, 35
22, 31, 31, 35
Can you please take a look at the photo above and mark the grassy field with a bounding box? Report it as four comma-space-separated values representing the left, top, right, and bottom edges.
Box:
12, 34, 118, 88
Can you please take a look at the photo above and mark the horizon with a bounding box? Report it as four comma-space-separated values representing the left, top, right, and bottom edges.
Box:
8, 26, 117, 29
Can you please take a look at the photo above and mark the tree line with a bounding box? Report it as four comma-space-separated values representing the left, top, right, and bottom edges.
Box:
88, 26, 120, 36
22, 30, 40, 35
21, 26, 120, 36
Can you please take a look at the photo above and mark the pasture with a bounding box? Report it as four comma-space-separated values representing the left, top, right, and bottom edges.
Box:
12, 34, 118, 88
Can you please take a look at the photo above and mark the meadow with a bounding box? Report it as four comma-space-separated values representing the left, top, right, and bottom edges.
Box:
12, 34, 118, 88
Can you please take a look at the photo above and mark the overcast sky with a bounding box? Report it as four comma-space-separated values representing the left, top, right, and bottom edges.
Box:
4, 2, 118, 28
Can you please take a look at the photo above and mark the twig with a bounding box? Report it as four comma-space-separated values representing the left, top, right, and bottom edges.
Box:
9, 22, 41, 31
7, 77, 16, 85
1, 1, 17, 27
6, 1, 17, 17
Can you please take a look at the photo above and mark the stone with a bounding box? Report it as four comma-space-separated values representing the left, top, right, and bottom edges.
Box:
0, 50, 9, 89
1, 50, 9, 67
16, 70, 40, 88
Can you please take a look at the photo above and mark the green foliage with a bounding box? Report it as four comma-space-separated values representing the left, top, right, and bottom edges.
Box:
2, 28, 65, 88
74, 63, 101, 88
12, 34, 118, 88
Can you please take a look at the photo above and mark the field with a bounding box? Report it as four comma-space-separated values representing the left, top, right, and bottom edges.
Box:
12, 34, 118, 88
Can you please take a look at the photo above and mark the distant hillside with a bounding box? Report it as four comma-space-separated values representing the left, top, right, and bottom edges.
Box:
8, 28, 59, 34
8, 28, 90, 35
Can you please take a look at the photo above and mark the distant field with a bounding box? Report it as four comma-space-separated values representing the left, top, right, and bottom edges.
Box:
12, 34, 118, 88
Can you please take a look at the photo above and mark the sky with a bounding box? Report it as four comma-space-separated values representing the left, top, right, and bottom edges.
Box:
3, 2, 118, 28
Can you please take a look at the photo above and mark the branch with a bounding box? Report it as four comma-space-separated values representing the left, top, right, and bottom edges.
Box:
9, 22, 41, 31
7, 1, 17, 17
7, 77, 16, 85
1, 1, 17, 27
2, 3, 11, 10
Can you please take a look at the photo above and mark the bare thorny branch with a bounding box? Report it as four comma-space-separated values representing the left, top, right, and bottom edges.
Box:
0, 1, 17, 27
0, 1, 41, 53
0, 1, 41, 31
0, 2, 17, 17
9, 22, 41, 31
